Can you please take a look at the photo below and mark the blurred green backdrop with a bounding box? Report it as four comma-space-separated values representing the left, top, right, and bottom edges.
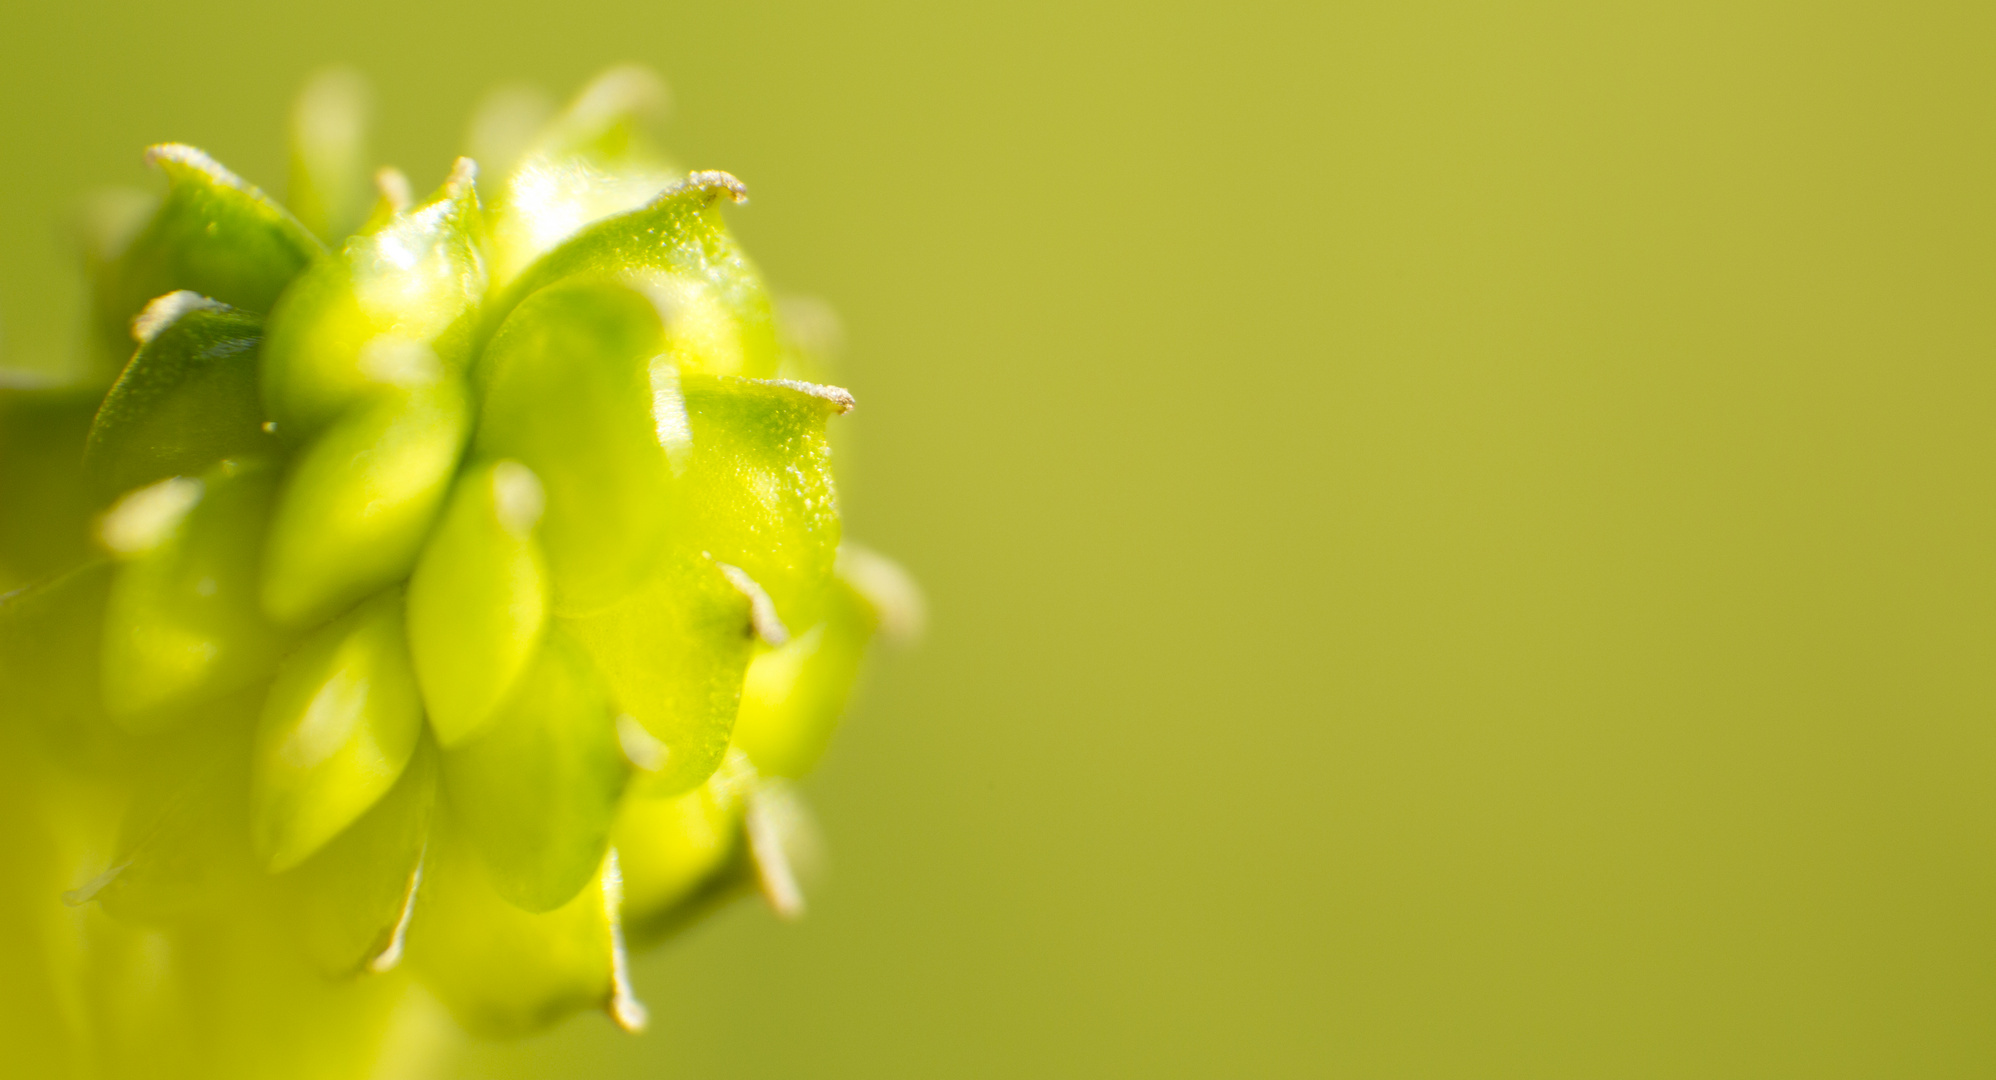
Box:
5, 1, 1995, 1076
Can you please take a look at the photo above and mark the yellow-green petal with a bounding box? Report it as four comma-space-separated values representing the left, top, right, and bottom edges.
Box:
251, 588, 424, 872
614, 751, 752, 944
561, 550, 761, 796
278, 738, 436, 976
473, 278, 676, 612
407, 821, 643, 1038
261, 377, 469, 627
440, 628, 628, 912
406, 459, 548, 747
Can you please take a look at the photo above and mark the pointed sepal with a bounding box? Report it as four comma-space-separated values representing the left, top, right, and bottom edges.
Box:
287, 68, 375, 244
84, 295, 275, 500
676, 375, 850, 630
486, 171, 777, 378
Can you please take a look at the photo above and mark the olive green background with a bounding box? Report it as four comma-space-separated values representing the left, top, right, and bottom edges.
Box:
4, 1, 1994, 1076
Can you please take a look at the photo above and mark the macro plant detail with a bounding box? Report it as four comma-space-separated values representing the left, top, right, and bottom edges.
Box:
0, 66, 918, 1078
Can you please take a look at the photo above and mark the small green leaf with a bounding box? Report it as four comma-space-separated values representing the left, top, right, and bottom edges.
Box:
408, 821, 644, 1038
614, 751, 751, 942
251, 588, 424, 872
406, 459, 549, 747
84, 295, 275, 501
677, 375, 850, 630
473, 279, 675, 612
92, 144, 322, 370
261, 376, 469, 627
100, 459, 292, 731
260, 160, 486, 439
0, 385, 101, 586
562, 550, 760, 796
287, 68, 375, 244
485, 171, 778, 379
440, 628, 628, 912
484, 66, 679, 287
278, 738, 436, 976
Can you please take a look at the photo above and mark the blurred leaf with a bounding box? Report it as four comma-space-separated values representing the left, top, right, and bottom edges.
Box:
261, 376, 469, 627
561, 550, 758, 796
278, 738, 435, 977
287, 68, 374, 244
84, 295, 275, 501
406, 459, 548, 747
473, 279, 675, 612
0, 384, 100, 586
101, 458, 292, 730
407, 820, 643, 1038
92, 687, 261, 925
485, 171, 777, 379
0, 561, 118, 762
250, 588, 423, 872
484, 65, 679, 287
441, 628, 628, 913
260, 160, 485, 439
92, 145, 321, 373
677, 374, 850, 630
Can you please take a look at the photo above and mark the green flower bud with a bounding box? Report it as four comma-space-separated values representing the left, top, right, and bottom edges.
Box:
482, 65, 679, 288
1, 67, 918, 1072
